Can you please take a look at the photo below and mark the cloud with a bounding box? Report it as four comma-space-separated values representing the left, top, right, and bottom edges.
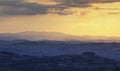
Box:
0, 0, 72, 15
108, 12, 120, 15
0, 0, 49, 15
53, 0, 120, 9
94, 7, 120, 10
52, 0, 120, 15
54, 0, 120, 7
0, 0, 120, 16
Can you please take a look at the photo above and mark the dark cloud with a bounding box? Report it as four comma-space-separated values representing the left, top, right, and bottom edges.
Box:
0, 0, 120, 16
53, 0, 91, 7
0, 0, 72, 15
0, 0, 49, 15
1, 0, 76, 15
54, 0, 120, 7
53, 0, 120, 6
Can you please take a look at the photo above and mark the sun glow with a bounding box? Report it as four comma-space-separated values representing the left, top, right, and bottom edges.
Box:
0, 1, 120, 37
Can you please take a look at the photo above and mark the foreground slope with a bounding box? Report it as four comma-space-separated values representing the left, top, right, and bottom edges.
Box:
0, 52, 120, 71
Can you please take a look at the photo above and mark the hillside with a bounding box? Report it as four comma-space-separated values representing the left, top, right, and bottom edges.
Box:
0, 51, 120, 71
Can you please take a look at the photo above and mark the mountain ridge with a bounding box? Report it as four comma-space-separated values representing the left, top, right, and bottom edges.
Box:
0, 31, 120, 42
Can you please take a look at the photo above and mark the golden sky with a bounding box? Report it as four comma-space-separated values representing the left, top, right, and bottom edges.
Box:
0, 0, 120, 37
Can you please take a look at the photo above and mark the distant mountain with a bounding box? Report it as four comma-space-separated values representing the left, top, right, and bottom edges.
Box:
0, 31, 81, 41
0, 40, 29, 45
0, 40, 120, 60
0, 51, 120, 71
0, 31, 120, 42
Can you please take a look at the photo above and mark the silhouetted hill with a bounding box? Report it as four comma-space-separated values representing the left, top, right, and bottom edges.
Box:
0, 51, 120, 71
0, 40, 120, 60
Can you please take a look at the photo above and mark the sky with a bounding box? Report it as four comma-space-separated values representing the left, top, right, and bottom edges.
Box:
0, 0, 120, 37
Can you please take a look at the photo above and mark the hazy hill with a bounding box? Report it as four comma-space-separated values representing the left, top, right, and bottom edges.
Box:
0, 40, 120, 60
0, 32, 120, 42
0, 32, 120, 61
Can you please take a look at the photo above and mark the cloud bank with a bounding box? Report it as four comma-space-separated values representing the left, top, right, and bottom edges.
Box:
0, 0, 120, 15
0, 0, 49, 15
